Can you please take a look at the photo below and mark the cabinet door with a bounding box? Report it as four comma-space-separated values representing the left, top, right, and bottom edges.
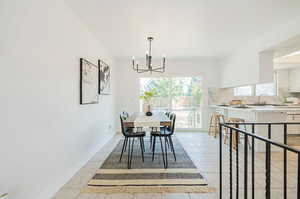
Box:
228, 110, 256, 122
289, 69, 300, 92
287, 114, 300, 134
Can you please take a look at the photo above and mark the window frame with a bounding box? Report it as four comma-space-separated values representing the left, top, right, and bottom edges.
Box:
233, 85, 253, 96
139, 77, 203, 130
233, 82, 277, 97
254, 82, 276, 96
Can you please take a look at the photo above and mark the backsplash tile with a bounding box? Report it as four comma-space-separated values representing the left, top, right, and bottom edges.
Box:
208, 87, 284, 105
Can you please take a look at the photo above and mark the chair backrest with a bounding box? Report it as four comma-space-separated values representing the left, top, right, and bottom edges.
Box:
122, 111, 129, 119
165, 112, 170, 117
119, 114, 128, 136
169, 113, 176, 135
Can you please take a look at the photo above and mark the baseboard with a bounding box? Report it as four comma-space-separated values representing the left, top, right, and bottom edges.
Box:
36, 132, 116, 199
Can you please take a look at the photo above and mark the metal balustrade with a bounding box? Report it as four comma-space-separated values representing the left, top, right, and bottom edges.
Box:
219, 122, 300, 199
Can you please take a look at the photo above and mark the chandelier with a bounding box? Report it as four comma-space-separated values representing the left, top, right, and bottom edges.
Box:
132, 37, 166, 73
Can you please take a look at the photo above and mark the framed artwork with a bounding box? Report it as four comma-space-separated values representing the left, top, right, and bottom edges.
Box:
98, 59, 111, 95
80, 58, 99, 104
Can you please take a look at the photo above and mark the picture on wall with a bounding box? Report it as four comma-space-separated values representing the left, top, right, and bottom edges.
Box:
80, 58, 99, 104
98, 59, 111, 95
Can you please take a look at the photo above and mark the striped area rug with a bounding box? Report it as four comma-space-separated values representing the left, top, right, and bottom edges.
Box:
83, 137, 215, 194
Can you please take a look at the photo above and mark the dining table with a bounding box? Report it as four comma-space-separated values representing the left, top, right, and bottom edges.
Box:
123, 112, 171, 128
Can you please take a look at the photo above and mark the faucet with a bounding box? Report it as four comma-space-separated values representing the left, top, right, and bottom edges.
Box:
257, 96, 266, 105
257, 96, 261, 104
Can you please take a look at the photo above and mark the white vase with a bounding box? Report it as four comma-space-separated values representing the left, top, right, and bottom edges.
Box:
142, 101, 152, 113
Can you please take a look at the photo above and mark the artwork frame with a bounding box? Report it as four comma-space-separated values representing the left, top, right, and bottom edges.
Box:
80, 58, 99, 105
98, 59, 111, 95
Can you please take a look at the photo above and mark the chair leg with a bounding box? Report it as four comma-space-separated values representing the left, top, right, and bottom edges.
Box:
159, 136, 166, 169
208, 116, 213, 135
168, 136, 176, 161
119, 137, 127, 162
152, 136, 156, 161
214, 118, 218, 138
142, 137, 145, 152
164, 136, 168, 168
150, 135, 153, 149
124, 137, 128, 151
129, 138, 135, 169
139, 137, 144, 162
166, 137, 170, 149
127, 138, 131, 169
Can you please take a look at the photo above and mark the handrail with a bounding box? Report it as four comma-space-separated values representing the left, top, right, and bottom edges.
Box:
219, 122, 300, 199
225, 122, 300, 125
220, 123, 300, 154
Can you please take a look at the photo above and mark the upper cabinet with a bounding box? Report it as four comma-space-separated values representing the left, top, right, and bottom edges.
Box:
289, 68, 300, 92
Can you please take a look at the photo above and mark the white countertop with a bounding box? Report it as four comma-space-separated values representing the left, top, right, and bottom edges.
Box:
210, 105, 300, 113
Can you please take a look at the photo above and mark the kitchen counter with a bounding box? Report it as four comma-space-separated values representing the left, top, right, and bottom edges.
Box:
210, 104, 300, 152
210, 104, 300, 113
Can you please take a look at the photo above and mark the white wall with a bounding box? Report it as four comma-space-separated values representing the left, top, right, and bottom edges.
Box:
0, 1, 116, 199
115, 59, 221, 131
221, 16, 300, 88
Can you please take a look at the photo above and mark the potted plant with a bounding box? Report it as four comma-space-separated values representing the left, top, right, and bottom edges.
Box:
139, 89, 157, 116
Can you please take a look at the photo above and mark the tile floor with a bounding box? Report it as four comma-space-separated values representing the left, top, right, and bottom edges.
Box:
51, 132, 299, 199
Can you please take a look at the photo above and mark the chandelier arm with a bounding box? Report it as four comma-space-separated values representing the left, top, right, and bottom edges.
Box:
151, 65, 165, 70
150, 69, 164, 73
133, 67, 150, 73
137, 69, 150, 73
151, 69, 164, 72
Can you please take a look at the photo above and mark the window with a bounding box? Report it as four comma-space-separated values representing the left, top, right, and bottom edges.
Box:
255, 83, 275, 96
234, 86, 252, 96
140, 77, 202, 129
233, 83, 276, 97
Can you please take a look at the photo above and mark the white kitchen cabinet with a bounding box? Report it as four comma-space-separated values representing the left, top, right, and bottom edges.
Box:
288, 68, 300, 92
227, 109, 256, 122
286, 113, 300, 134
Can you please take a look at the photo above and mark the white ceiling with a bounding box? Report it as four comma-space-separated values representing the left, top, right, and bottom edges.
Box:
65, 0, 300, 60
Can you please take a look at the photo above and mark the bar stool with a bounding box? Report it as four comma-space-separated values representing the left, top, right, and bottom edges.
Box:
224, 118, 247, 149
208, 114, 226, 138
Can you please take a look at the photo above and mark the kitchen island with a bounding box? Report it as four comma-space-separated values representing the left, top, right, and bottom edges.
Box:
210, 105, 300, 151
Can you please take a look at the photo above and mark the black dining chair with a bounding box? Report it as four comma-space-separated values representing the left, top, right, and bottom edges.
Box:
150, 112, 171, 149
165, 111, 171, 118
151, 113, 176, 169
122, 111, 130, 118
119, 114, 145, 169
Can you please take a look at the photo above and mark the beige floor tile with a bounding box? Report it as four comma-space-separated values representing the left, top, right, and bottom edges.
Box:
134, 193, 163, 199
189, 193, 217, 199
105, 193, 134, 199
52, 132, 299, 199
162, 193, 190, 199
63, 172, 94, 189
75, 193, 102, 199
52, 188, 80, 199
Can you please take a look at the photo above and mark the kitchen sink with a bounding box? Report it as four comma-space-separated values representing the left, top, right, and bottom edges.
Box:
247, 104, 288, 107
247, 104, 268, 106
